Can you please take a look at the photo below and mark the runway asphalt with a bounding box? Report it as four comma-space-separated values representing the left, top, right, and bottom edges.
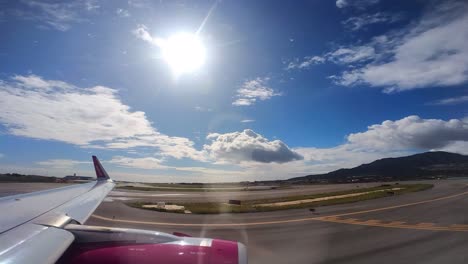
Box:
88, 179, 468, 264
2, 180, 468, 263
107, 182, 386, 203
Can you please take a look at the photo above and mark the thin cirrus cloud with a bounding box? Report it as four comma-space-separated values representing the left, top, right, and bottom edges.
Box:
194, 106, 213, 112
109, 156, 168, 170
292, 1, 468, 93
333, 1, 468, 92
241, 119, 255, 123
428, 95, 468, 106
285, 56, 325, 70
285, 46, 375, 70
232, 77, 282, 106
35, 159, 90, 169
336, 0, 380, 9
11, 0, 99, 31
116, 8, 130, 18
342, 12, 403, 31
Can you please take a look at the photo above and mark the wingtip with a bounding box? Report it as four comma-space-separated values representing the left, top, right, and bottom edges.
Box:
92, 155, 110, 180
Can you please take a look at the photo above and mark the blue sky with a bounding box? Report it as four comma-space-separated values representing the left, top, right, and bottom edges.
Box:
0, 0, 467, 182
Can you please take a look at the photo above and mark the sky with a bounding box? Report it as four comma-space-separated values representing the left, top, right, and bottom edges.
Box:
0, 0, 467, 182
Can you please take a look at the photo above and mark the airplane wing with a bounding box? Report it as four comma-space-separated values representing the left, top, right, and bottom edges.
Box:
0, 156, 247, 264
0, 156, 115, 263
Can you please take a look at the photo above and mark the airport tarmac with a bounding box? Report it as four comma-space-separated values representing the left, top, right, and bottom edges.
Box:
2, 180, 468, 263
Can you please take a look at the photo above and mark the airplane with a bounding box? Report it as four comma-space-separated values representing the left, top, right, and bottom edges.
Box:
0, 156, 247, 264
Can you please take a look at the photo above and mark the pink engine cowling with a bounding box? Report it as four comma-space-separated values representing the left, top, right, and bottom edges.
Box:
59, 224, 247, 264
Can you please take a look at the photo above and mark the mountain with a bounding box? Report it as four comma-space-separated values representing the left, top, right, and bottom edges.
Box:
289, 151, 468, 183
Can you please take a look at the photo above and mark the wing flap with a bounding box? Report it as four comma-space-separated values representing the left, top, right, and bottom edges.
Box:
0, 182, 95, 234
0, 223, 74, 264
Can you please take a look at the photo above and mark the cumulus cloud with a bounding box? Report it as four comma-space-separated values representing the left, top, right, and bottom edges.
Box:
332, 1, 468, 92
0, 75, 153, 145
428, 95, 468, 105
133, 24, 163, 46
293, 115, 468, 175
232, 78, 282, 106
0, 75, 203, 161
346, 115, 468, 150
204, 129, 303, 164
343, 12, 402, 31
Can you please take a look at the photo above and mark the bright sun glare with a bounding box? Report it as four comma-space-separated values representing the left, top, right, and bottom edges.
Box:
160, 33, 206, 75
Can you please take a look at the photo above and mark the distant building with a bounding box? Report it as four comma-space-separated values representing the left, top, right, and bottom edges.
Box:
63, 175, 94, 182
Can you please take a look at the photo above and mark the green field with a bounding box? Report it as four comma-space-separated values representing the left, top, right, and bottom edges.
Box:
129, 183, 433, 214
117, 185, 288, 192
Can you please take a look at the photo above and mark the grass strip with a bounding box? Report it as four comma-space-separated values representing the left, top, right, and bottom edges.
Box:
128, 183, 433, 214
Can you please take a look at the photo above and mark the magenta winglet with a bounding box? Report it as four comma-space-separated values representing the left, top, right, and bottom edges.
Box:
92, 156, 110, 180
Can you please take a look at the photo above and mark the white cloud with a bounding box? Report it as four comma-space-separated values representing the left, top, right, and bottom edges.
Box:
336, 0, 348, 8
232, 78, 281, 106
36, 159, 90, 169
293, 115, 468, 174
107, 156, 246, 177
132, 24, 163, 46
128, 0, 150, 8
0, 75, 203, 161
343, 12, 402, 31
286, 45, 374, 71
327, 46, 376, 64
103, 133, 207, 161
133, 24, 153, 43
232, 98, 255, 106
346, 115, 468, 151
285, 56, 325, 70
16, 0, 98, 31
429, 95, 468, 105
109, 156, 167, 170
194, 106, 213, 112
204, 129, 303, 164
18, 115, 468, 181
0, 75, 153, 145
336, 0, 380, 9
241, 119, 255, 123
116, 8, 130, 18
333, 1, 468, 92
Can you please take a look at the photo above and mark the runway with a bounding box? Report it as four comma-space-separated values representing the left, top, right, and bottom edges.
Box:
2, 180, 468, 263
86, 179, 468, 264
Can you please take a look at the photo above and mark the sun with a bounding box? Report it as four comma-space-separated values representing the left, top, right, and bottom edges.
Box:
160, 33, 206, 75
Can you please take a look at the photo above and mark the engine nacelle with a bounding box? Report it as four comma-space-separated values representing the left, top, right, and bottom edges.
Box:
58, 224, 247, 264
